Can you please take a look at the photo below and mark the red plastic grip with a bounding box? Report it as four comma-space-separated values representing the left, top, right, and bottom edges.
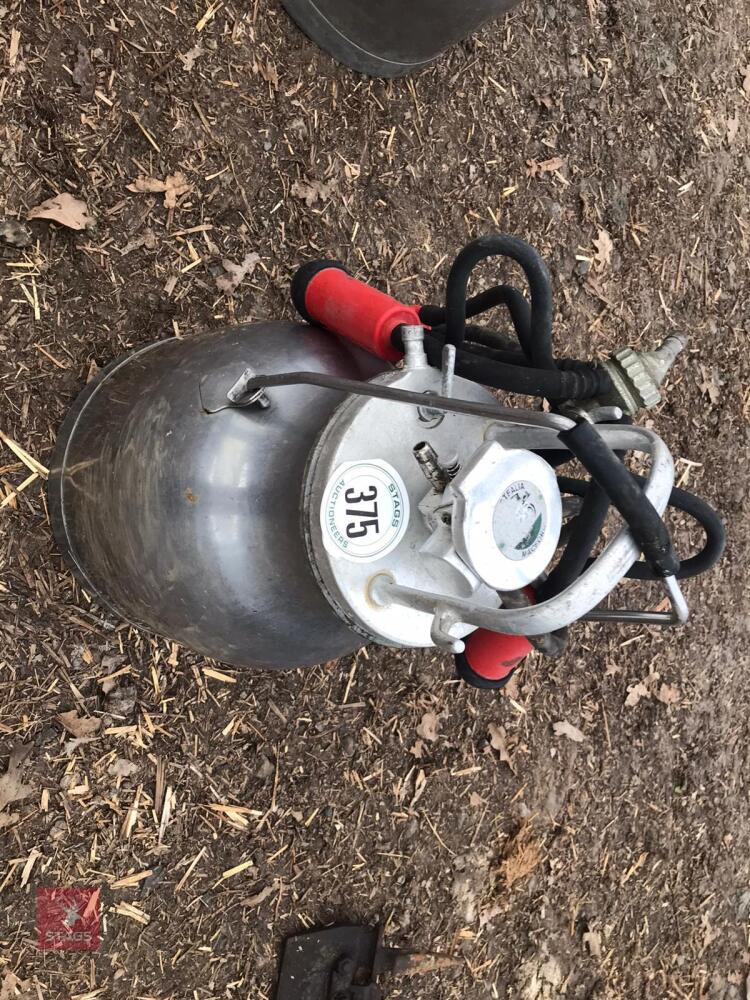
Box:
304, 266, 421, 363
462, 630, 534, 681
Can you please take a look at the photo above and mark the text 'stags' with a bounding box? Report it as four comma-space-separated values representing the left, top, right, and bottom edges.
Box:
37, 887, 101, 951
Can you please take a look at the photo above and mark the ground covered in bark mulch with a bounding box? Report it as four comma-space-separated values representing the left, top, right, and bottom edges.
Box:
1, 0, 749, 997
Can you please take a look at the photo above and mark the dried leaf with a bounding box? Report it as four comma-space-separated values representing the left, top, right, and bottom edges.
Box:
657, 683, 680, 705
593, 228, 613, 269
56, 709, 102, 738
583, 930, 602, 958
128, 177, 169, 195
106, 683, 137, 718
553, 720, 585, 743
409, 739, 425, 759
63, 736, 95, 755
291, 177, 335, 207
499, 824, 542, 888
698, 364, 723, 405
163, 172, 193, 210
501, 671, 520, 700
215, 251, 260, 294
27, 192, 93, 231
241, 879, 283, 908
726, 113, 740, 146
487, 722, 514, 771
180, 43, 203, 71
0, 219, 31, 247
127, 172, 193, 209
416, 711, 440, 742
256, 60, 279, 89
525, 155, 566, 178
0, 970, 34, 1000
625, 681, 650, 708
72, 43, 94, 97
109, 758, 139, 778
0, 745, 34, 813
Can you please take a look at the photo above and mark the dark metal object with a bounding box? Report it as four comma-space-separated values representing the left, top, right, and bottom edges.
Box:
281, 0, 521, 77
49, 323, 384, 669
275, 925, 459, 1000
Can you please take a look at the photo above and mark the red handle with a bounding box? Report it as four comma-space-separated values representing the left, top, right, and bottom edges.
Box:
461, 630, 533, 681
292, 261, 421, 363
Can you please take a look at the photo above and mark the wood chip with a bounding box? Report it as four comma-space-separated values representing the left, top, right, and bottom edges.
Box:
218, 857, 256, 882
175, 847, 206, 893
114, 901, 150, 925
0, 430, 48, 477
593, 228, 613, 269
111, 869, 153, 889
121, 784, 141, 840
158, 785, 175, 843
621, 851, 648, 885
20, 849, 40, 887
8, 29, 20, 68
202, 666, 238, 684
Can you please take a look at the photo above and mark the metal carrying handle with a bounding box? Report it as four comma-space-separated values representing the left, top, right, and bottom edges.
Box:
201, 367, 577, 428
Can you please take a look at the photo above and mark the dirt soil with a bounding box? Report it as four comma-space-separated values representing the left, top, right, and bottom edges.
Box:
1, 0, 750, 997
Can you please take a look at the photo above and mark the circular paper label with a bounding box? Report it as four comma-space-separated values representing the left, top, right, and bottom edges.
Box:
320, 460, 410, 562
493, 479, 548, 562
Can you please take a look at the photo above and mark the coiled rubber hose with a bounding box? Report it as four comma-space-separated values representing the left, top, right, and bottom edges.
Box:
554, 475, 726, 582
413, 234, 725, 604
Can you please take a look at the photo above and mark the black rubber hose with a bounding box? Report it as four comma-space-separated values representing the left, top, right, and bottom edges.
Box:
539, 417, 633, 600
559, 421, 680, 577
423, 327, 529, 367
408, 329, 610, 400
536, 482, 612, 600
463, 325, 527, 355
420, 283, 533, 357
425, 323, 528, 365
556, 476, 726, 581
426, 329, 612, 388
443, 235, 556, 369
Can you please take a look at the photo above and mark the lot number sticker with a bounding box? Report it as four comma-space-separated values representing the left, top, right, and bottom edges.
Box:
320, 460, 409, 562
